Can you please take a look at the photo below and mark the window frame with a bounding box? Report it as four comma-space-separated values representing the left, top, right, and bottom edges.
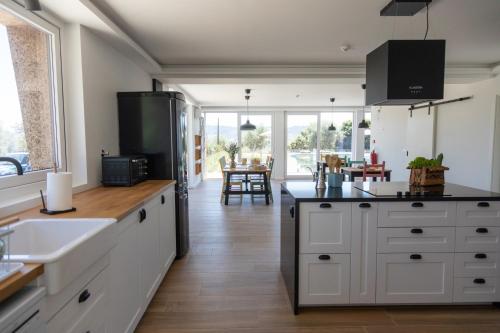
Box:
0, 1, 66, 190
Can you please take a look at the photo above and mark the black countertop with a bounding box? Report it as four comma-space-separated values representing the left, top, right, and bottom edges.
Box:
281, 181, 500, 202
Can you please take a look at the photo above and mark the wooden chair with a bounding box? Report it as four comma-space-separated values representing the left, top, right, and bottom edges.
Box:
219, 157, 243, 203
250, 158, 274, 203
362, 161, 386, 182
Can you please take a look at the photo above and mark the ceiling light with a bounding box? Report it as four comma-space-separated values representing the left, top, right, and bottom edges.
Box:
240, 89, 256, 131
24, 0, 41, 11
328, 97, 336, 131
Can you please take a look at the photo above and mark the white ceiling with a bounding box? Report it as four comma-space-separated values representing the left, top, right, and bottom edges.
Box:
178, 84, 365, 107
95, 0, 500, 66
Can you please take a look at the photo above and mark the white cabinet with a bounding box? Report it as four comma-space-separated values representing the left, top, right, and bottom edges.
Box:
109, 187, 177, 333
299, 202, 351, 253
140, 199, 162, 304
455, 227, 500, 252
299, 254, 350, 305
159, 188, 176, 271
457, 201, 500, 227
378, 201, 457, 227
109, 209, 143, 333
350, 202, 377, 304
376, 253, 453, 303
454, 253, 499, 277
377, 227, 455, 253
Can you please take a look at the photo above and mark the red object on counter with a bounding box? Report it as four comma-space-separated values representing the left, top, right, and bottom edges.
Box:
370, 150, 378, 164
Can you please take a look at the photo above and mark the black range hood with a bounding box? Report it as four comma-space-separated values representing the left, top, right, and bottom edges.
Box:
366, 40, 446, 106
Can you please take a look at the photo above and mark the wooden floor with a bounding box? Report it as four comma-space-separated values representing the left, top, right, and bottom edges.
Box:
136, 180, 500, 333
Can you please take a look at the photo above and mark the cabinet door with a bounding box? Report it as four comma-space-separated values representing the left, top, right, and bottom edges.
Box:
109, 211, 143, 333
457, 201, 500, 227
299, 202, 351, 253
350, 202, 377, 304
378, 202, 457, 227
140, 199, 162, 304
159, 188, 176, 271
376, 253, 453, 303
299, 254, 350, 305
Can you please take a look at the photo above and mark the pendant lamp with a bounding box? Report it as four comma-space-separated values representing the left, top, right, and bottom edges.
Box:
328, 97, 336, 131
358, 84, 370, 129
240, 89, 256, 131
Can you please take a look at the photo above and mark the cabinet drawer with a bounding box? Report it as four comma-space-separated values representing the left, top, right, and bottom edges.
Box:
48, 267, 107, 333
376, 253, 453, 303
299, 253, 350, 305
454, 253, 499, 277
299, 202, 351, 253
378, 202, 457, 227
377, 227, 455, 253
453, 277, 498, 303
455, 227, 500, 252
457, 201, 500, 226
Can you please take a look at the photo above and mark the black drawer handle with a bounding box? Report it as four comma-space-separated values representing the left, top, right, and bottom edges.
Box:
161, 195, 165, 204
476, 227, 488, 234
139, 209, 144, 222
78, 289, 91, 303
475, 253, 487, 259
319, 203, 332, 208
143, 209, 147, 221
473, 278, 486, 284
410, 254, 422, 260
318, 254, 331, 260
411, 228, 423, 234
411, 202, 424, 208
359, 203, 371, 208
289, 206, 295, 218
477, 202, 490, 208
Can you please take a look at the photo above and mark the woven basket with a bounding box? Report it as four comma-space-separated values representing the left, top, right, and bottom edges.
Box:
408, 166, 449, 186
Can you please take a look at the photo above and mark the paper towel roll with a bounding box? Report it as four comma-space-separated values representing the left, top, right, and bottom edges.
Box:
47, 172, 73, 211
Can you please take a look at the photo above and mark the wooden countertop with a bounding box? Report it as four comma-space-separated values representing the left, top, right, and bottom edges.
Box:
0, 179, 176, 304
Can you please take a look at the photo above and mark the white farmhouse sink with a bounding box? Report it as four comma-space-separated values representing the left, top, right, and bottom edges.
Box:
7, 218, 116, 295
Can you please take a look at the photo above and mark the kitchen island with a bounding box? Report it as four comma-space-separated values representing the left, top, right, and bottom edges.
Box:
281, 181, 500, 314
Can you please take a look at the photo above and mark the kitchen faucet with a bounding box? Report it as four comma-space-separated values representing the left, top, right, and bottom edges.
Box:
305, 166, 318, 182
0, 157, 23, 175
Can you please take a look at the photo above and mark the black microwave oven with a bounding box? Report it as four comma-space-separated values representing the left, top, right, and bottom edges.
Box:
101, 155, 148, 186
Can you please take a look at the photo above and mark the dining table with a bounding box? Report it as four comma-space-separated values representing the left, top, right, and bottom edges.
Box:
341, 166, 392, 181
223, 165, 271, 205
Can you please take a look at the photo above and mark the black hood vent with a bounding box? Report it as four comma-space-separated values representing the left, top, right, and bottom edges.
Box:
366, 40, 445, 106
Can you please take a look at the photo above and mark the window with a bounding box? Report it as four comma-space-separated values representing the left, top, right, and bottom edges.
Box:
0, 4, 63, 188
363, 112, 372, 160
286, 114, 318, 176
320, 112, 354, 161
204, 113, 238, 178
240, 115, 272, 163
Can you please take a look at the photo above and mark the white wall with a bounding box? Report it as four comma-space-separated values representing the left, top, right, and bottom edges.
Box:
77, 26, 151, 188
371, 76, 500, 190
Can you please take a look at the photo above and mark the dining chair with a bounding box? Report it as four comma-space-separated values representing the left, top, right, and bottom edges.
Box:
250, 157, 274, 203
347, 158, 365, 168
362, 161, 386, 182
219, 156, 243, 203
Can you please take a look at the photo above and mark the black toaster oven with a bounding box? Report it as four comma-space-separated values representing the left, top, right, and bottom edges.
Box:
101, 155, 148, 186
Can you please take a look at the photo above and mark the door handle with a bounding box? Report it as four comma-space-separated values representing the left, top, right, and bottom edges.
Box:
319, 203, 332, 208
139, 209, 145, 222
289, 206, 295, 218
411, 202, 424, 208
473, 278, 486, 284
410, 228, 423, 234
359, 203, 371, 208
78, 289, 91, 303
318, 254, 331, 260
475, 253, 487, 259
161, 195, 165, 204
410, 254, 422, 260
476, 227, 488, 234
477, 202, 490, 208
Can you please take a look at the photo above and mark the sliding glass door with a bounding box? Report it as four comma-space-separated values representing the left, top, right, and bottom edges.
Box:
204, 113, 238, 178
286, 114, 318, 176
240, 114, 272, 163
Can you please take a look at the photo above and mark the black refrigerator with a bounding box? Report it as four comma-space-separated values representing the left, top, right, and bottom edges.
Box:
117, 91, 189, 258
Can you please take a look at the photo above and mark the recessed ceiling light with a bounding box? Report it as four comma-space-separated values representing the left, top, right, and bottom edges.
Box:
296, 94, 301, 98
340, 44, 351, 52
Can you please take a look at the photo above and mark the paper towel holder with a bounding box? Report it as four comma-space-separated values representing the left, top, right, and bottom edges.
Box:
39, 189, 76, 215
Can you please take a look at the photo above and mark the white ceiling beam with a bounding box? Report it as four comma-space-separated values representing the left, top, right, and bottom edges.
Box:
155, 64, 496, 84
201, 105, 365, 112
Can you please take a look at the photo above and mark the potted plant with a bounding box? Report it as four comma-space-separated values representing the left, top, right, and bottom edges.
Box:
407, 153, 449, 186
224, 142, 240, 169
